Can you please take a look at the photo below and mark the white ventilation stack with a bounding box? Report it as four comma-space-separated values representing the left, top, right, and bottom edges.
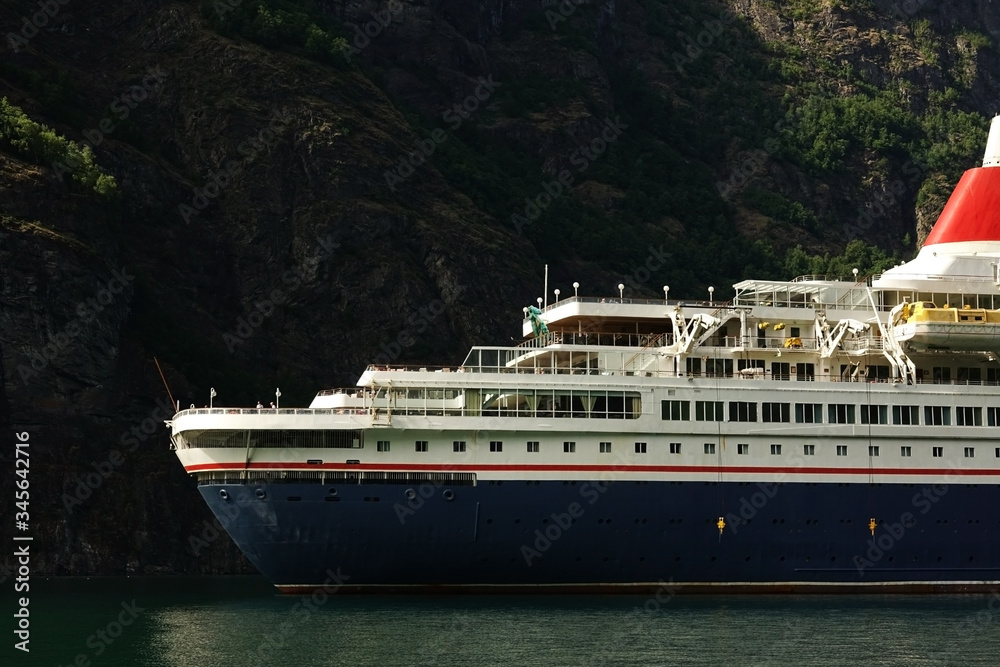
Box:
984, 114, 1000, 167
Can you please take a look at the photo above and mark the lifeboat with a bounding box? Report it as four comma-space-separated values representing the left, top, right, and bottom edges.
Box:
891, 301, 1000, 350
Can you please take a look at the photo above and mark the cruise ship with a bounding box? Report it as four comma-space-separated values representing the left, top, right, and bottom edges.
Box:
170, 115, 1000, 593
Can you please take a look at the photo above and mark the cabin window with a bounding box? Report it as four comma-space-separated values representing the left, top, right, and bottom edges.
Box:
771, 362, 790, 381
762, 402, 790, 423
669, 442, 682, 454
965, 447, 975, 458
956, 406, 982, 426
415, 440, 428, 452
828, 404, 855, 424
563, 441, 576, 453
901, 446, 912, 457
489, 441, 503, 452
932, 446, 943, 458
988, 407, 1000, 426
860, 405, 887, 425
795, 403, 822, 423
737, 443, 749, 455
924, 406, 951, 426
704, 443, 716, 454
770, 444, 782, 455
796, 363, 815, 381
661, 400, 690, 421
453, 441, 466, 452
836, 445, 848, 456
893, 405, 919, 425
599, 442, 612, 453
696, 401, 724, 421
932, 367, 951, 383
376, 440, 390, 452
527, 441, 539, 453
635, 442, 647, 454
869, 445, 880, 457
803, 444, 815, 456
729, 401, 758, 422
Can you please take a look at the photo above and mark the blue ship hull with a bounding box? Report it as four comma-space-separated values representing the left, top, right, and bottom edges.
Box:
198, 478, 1000, 593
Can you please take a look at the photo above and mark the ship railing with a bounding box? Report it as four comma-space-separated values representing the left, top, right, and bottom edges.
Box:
534, 295, 682, 314
516, 331, 674, 350
173, 407, 342, 417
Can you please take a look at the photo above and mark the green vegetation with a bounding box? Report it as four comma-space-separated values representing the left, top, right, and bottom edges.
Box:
0, 98, 117, 197
783, 239, 901, 279
203, 0, 348, 65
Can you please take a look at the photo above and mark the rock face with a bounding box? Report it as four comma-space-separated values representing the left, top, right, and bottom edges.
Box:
1, 0, 999, 575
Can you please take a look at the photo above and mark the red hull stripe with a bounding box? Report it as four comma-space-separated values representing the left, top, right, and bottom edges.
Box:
184, 461, 1000, 476
923, 166, 1000, 245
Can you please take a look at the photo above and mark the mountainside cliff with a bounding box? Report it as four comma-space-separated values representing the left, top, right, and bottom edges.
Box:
1, 0, 999, 575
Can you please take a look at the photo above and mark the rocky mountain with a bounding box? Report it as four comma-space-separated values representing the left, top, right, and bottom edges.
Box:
1, 0, 998, 575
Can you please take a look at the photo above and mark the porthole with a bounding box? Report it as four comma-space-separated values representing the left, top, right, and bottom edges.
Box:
255, 488, 266, 500
443, 489, 455, 501
405, 488, 416, 500
328, 488, 338, 496
219, 489, 229, 500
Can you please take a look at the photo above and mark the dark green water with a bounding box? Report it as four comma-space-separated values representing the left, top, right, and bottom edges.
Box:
6, 577, 1000, 666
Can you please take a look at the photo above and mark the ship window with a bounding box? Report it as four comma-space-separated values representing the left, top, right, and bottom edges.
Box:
453, 440, 466, 452
600, 442, 612, 453
803, 444, 815, 456
563, 441, 576, 453
893, 405, 919, 425
669, 442, 682, 454
771, 362, 790, 381
490, 440, 503, 452
770, 444, 781, 455
790, 327, 801, 337
376, 440, 390, 452
995, 447, 1000, 458
661, 400, 690, 421
836, 445, 848, 456
737, 443, 749, 455
527, 441, 539, 453
635, 442, 647, 454
796, 363, 815, 381
924, 406, 951, 426
965, 447, 975, 458
989, 407, 1000, 426
704, 443, 716, 455
901, 446, 912, 457
828, 404, 855, 424
415, 440, 428, 452
990, 369, 1000, 386
696, 401, 724, 421
957, 367, 982, 384
956, 406, 982, 426
869, 445, 880, 457
932, 446, 943, 458
762, 402, 790, 423
729, 401, 758, 422
932, 367, 951, 383
706, 358, 733, 377
795, 403, 822, 423
860, 405, 887, 425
